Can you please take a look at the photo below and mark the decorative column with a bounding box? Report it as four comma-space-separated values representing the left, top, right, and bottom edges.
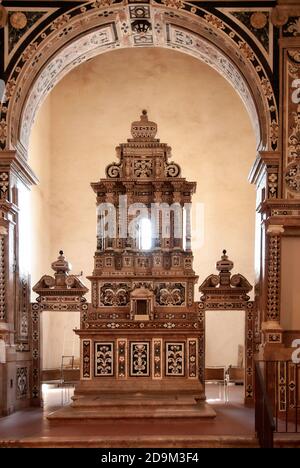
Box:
0, 225, 8, 323
172, 182, 183, 250
153, 182, 163, 250
185, 201, 192, 252
261, 225, 285, 348
0, 223, 9, 415
104, 182, 116, 250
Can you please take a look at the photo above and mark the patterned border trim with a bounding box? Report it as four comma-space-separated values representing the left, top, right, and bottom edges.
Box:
81, 339, 91, 379
152, 338, 162, 379
245, 304, 255, 401
117, 338, 127, 378
30, 302, 41, 404
187, 338, 198, 379
266, 234, 281, 322
0, 232, 7, 321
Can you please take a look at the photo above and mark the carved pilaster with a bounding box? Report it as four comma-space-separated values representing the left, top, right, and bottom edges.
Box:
185, 203, 192, 252
30, 303, 41, 406
0, 225, 8, 322
15, 274, 30, 352
263, 225, 285, 344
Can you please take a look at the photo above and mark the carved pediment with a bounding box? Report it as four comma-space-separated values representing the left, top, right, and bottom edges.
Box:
199, 251, 253, 303
32, 251, 88, 298
32, 275, 55, 291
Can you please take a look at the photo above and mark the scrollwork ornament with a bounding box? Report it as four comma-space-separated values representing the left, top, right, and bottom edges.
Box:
106, 163, 121, 179
162, 0, 185, 10
288, 50, 300, 64
288, 104, 300, 163
43, 276, 55, 287
165, 162, 181, 178
285, 17, 300, 37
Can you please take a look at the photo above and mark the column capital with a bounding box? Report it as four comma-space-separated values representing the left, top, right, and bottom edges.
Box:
248, 152, 280, 198
0, 226, 8, 236
261, 320, 283, 332
267, 224, 285, 236
0, 150, 38, 187
261, 321, 283, 346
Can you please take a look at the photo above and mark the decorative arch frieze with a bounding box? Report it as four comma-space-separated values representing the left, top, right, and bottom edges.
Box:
0, 0, 278, 156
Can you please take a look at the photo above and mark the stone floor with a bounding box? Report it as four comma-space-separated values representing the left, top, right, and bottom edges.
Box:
1, 383, 299, 447
0, 384, 260, 447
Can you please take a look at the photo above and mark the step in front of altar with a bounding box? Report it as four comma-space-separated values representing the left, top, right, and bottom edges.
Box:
47, 392, 216, 420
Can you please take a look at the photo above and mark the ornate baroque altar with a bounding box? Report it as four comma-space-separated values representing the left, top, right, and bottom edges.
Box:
34, 111, 215, 419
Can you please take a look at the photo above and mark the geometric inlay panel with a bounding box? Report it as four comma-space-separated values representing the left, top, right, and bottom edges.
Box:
154, 283, 186, 306
82, 340, 91, 379
130, 342, 150, 376
94, 342, 114, 376
99, 282, 130, 307
152, 338, 162, 379
117, 339, 127, 378
165, 342, 185, 376
187, 339, 197, 379
16, 366, 28, 399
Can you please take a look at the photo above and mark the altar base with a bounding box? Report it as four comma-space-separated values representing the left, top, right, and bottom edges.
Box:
48, 391, 216, 420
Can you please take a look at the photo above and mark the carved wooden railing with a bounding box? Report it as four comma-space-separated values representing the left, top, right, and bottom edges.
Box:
255, 362, 275, 448
259, 360, 300, 434
256, 360, 300, 447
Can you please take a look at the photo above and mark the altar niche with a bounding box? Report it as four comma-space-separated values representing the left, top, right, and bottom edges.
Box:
40, 111, 215, 420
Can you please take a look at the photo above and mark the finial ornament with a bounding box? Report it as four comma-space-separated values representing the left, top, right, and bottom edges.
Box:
131, 110, 157, 140
199, 251, 252, 297
51, 250, 71, 275
216, 250, 234, 273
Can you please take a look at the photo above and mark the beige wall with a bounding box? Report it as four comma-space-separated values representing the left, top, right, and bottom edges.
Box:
29, 48, 256, 369
29, 95, 52, 287
281, 237, 300, 331
206, 310, 245, 368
